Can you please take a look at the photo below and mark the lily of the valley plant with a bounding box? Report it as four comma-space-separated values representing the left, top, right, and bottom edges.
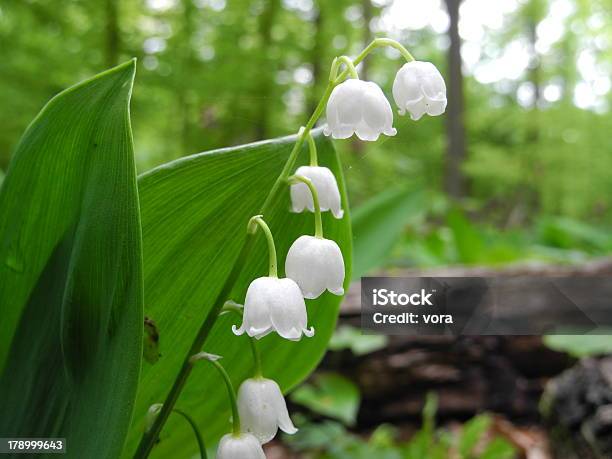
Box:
136, 37, 446, 459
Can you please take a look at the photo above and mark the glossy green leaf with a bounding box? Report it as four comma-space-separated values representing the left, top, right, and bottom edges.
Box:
123, 130, 352, 458
351, 186, 424, 279
291, 373, 361, 426
0, 62, 143, 458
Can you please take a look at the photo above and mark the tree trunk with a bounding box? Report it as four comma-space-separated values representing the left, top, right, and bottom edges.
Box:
360, 0, 373, 81
255, 0, 280, 140
179, 0, 195, 155
443, 0, 467, 199
104, 0, 119, 67
308, 6, 323, 115
349, 0, 374, 155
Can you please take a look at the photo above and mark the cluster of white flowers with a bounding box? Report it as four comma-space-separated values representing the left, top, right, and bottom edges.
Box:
217, 52, 446, 459
233, 170, 345, 342
145, 41, 447, 459
221, 142, 347, 457
325, 60, 446, 139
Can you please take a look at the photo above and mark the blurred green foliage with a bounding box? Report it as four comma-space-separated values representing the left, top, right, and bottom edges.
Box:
544, 332, 612, 357
291, 372, 361, 426
285, 393, 517, 459
328, 325, 388, 356
2, 0, 612, 268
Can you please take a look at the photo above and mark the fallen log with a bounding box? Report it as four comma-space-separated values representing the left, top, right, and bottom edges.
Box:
318, 258, 612, 425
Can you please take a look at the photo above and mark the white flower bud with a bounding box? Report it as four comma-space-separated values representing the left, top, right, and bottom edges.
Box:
145, 403, 163, 433
392, 61, 447, 120
290, 166, 343, 219
216, 432, 265, 459
285, 235, 345, 299
238, 377, 297, 444
233, 277, 314, 341
324, 79, 397, 141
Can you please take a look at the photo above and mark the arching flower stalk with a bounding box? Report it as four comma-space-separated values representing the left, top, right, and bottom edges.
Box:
232, 216, 314, 341
286, 175, 345, 299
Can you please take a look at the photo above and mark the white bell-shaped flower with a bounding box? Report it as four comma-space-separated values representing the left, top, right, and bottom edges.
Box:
285, 235, 345, 299
233, 277, 314, 341
238, 377, 297, 444
392, 61, 447, 120
216, 432, 265, 459
290, 166, 343, 219
324, 79, 397, 141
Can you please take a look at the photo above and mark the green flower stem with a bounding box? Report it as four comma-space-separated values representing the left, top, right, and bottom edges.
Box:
356, 38, 415, 65
248, 338, 263, 379
220, 302, 263, 378
172, 409, 207, 459
330, 55, 359, 80
306, 130, 318, 166
213, 360, 241, 435
332, 38, 415, 85
248, 215, 277, 278
289, 175, 323, 239
134, 38, 406, 457
190, 353, 241, 435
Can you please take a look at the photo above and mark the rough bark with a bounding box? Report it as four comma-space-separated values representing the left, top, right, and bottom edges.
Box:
542, 358, 612, 459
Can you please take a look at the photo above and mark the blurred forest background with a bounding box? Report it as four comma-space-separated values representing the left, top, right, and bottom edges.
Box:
2, 1, 612, 458
2, 0, 612, 271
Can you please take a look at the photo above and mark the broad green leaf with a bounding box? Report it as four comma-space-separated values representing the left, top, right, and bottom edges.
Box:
123, 130, 352, 458
351, 186, 424, 279
329, 324, 388, 356
446, 208, 485, 264
543, 331, 612, 357
0, 62, 143, 458
291, 373, 361, 426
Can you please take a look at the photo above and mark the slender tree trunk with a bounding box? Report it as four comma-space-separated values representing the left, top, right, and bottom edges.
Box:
360, 0, 373, 81
308, 6, 323, 115
527, 17, 541, 114
350, 0, 374, 155
179, 0, 195, 155
255, 0, 280, 139
560, 37, 577, 103
443, 0, 467, 199
104, 0, 119, 67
